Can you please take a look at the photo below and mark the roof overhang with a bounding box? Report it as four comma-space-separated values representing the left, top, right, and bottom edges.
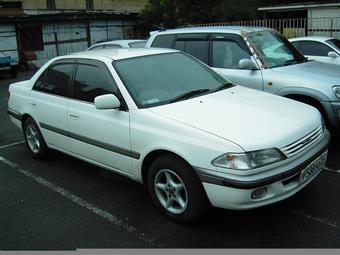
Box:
258, 3, 340, 11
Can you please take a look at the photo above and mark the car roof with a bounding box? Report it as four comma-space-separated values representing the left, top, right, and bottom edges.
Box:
87, 39, 147, 50
68, 48, 178, 61
289, 36, 334, 42
150, 26, 274, 36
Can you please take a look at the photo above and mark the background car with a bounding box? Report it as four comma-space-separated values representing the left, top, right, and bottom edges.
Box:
146, 27, 340, 131
7, 48, 329, 222
289, 36, 340, 66
0, 52, 18, 78
87, 39, 146, 51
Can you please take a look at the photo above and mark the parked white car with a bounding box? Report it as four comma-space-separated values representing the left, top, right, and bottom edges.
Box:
87, 39, 146, 51
290, 36, 340, 66
146, 27, 340, 131
7, 48, 329, 222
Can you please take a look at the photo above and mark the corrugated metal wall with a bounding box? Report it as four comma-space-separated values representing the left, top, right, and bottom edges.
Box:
30, 19, 137, 68
0, 24, 18, 60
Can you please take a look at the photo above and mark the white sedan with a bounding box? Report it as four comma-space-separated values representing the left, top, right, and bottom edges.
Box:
290, 36, 340, 65
7, 48, 330, 222
87, 39, 146, 51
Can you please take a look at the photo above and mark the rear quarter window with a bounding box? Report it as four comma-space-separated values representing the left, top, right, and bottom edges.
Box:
33, 63, 73, 97
151, 34, 175, 48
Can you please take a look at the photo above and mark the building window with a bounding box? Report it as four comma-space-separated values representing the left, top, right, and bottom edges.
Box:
46, 0, 56, 10
86, 0, 94, 10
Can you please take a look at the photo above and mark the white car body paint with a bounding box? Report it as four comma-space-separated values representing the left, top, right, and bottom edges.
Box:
7, 48, 330, 211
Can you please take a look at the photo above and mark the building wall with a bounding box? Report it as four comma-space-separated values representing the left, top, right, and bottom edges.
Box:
308, 7, 340, 19
0, 24, 18, 60
22, 0, 46, 9
55, 0, 86, 10
94, 0, 148, 12
308, 7, 340, 37
22, 0, 148, 11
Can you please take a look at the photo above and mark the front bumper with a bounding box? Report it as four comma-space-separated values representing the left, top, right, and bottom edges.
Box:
195, 130, 330, 210
0, 65, 17, 75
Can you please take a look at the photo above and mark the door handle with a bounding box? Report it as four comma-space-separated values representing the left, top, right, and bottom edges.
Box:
31, 102, 36, 106
69, 114, 79, 120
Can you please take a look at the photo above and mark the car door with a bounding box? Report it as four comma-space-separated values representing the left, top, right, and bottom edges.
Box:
30, 60, 74, 152
209, 33, 264, 91
68, 59, 133, 175
292, 40, 340, 65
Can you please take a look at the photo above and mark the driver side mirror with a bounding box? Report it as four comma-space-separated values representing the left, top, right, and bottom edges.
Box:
239, 58, 259, 70
328, 51, 339, 58
94, 94, 121, 110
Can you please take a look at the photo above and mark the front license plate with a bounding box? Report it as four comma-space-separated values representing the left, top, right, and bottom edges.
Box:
300, 151, 327, 182
0, 66, 10, 70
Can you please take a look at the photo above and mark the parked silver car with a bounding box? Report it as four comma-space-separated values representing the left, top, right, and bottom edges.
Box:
146, 27, 340, 130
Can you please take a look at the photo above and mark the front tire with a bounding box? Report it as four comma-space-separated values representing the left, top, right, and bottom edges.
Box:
147, 154, 209, 223
23, 117, 49, 159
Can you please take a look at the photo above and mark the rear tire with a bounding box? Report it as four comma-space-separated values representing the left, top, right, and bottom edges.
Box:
147, 154, 209, 223
23, 117, 49, 159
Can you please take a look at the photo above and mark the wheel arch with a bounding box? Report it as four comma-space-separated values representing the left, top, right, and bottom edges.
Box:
283, 93, 329, 125
141, 149, 197, 187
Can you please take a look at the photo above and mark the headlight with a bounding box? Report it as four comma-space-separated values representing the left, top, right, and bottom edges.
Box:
10, 62, 17, 66
211, 148, 286, 170
333, 86, 340, 99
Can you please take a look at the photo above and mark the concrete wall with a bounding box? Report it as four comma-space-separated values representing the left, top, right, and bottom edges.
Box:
55, 0, 86, 10
308, 7, 340, 19
22, 0, 46, 9
94, 0, 148, 12
308, 7, 340, 37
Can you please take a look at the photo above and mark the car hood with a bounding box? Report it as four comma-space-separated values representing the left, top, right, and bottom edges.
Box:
271, 60, 340, 84
148, 86, 321, 151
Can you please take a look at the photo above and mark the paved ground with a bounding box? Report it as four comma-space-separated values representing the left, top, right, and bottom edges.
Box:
1, 71, 340, 250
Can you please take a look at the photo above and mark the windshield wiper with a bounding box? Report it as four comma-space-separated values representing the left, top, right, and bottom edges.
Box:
211, 83, 235, 92
283, 59, 299, 66
169, 89, 210, 103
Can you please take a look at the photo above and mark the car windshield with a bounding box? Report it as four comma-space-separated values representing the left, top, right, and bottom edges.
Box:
246, 31, 307, 68
114, 52, 232, 108
326, 39, 340, 51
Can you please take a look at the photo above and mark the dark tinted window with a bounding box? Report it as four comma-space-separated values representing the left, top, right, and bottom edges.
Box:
298, 41, 333, 56
33, 64, 73, 97
174, 34, 209, 64
326, 39, 340, 51
74, 64, 117, 103
151, 34, 175, 48
103, 44, 122, 49
212, 39, 251, 69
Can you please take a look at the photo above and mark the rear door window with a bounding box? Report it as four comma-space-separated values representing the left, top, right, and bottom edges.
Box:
174, 33, 209, 64
212, 34, 251, 69
151, 34, 176, 48
33, 63, 74, 97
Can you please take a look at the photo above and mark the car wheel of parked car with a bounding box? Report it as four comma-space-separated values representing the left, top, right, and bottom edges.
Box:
148, 154, 209, 222
23, 117, 49, 159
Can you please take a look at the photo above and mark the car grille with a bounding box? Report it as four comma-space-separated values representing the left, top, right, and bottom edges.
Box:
281, 125, 324, 158
0, 63, 10, 67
